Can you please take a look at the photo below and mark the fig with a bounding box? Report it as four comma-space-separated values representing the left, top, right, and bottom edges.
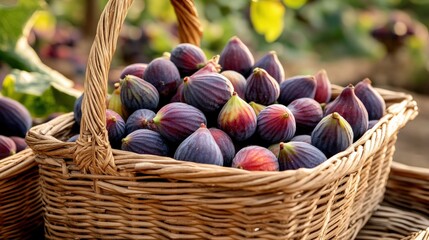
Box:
67, 134, 79, 142
169, 82, 184, 103
73, 94, 83, 125
182, 73, 234, 113
0, 135, 16, 159
314, 69, 332, 103
0, 97, 32, 137
277, 142, 327, 170
278, 75, 317, 105
219, 36, 254, 77
354, 78, 386, 120
193, 55, 221, 75
106, 109, 126, 149
324, 84, 369, 141
151, 102, 207, 143
9, 136, 27, 152
209, 128, 236, 167
108, 83, 127, 119
288, 98, 323, 134
368, 119, 378, 129
143, 57, 181, 99
311, 112, 354, 158
257, 104, 296, 143
174, 124, 223, 166
120, 63, 147, 79
125, 109, 156, 134
290, 134, 312, 144
120, 75, 159, 113
170, 43, 207, 77
121, 129, 169, 156
245, 68, 280, 105
232, 146, 279, 171
249, 101, 266, 117
217, 92, 257, 141
253, 51, 285, 84
221, 70, 247, 99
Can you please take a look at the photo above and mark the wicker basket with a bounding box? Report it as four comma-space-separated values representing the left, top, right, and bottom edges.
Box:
25, 0, 419, 239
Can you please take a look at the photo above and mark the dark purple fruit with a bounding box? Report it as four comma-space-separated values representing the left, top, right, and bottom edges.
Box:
221, 70, 247, 99
290, 135, 312, 144
209, 128, 236, 167
314, 69, 332, 103
0, 97, 32, 137
368, 119, 378, 129
257, 104, 296, 143
288, 98, 323, 134
0, 135, 16, 159
9, 136, 27, 152
121, 129, 169, 156
253, 51, 285, 84
277, 142, 327, 170
120, 63, 147, 79
354, 78, 386, 120
232, 146, 279, 171
120, 75, 159, 113
170, 43, 207, 77
169, 82, 184, 103
125, 109, 156, 134
73, 94, 83, 125
245, 68, 280, 105
106, 110, 126, 149
219, 36, 254, 77
143, 57, 181, 99
278, 75, 317, 105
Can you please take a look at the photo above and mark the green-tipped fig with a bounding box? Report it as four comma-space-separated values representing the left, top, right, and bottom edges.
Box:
125, 109, 156, 134
10, 136, 27, 152
121, 129, 169, 156
249, 101, 266, 117
106, 110, 126, 149
253, 51, 285, 84
277, 142, 327, 170
219, 36, 254, 77
245, 68, 280, 105
217, 92, 257, 141
257, 104, 296, 143
314, 69, 332, 103
170, 43, 207, 77
0, 97, 32, 137
108, 83, 127, 119
209, 128, 236, 167
73, 94, 83, 126
120, 63, 147, 79
324, 84, 368, 141
0, 135, 16, 159
354, 78, 386, 120
143, 57, 181, 99
290, 135, 312, 144
174, 124, 223, 166
232, 146, 279, 171
152, 102, 207, 143
311, 112, 354, 158
288, 98, 323, 134
120, 75, 159, 113
221, 70, 247, 99
278, 75, 317, 105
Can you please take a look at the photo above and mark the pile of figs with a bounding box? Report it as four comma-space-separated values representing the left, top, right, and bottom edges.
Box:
0, 96, 31, 159
73, 36, 386, 171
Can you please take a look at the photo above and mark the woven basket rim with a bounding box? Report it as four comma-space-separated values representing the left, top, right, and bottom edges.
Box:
0, 148, 35, 180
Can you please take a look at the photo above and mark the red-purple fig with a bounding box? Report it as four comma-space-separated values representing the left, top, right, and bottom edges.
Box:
209, 128, 236, 167
253, 51, 285, 84
257, 104, 296, 143
106, 109, 126, 149
121, 129, 169, 156
288, 98, 323, 134
143, 57, 181, 98
278, 75, 317, 105
232, 146, 279, 171
0, 97, 32, 137
120, 75, 159, 113
9, 136, 27, 152
245, 68, 280, 105
0, 135, 16, 159
249, 101, 266, 117
314, 69, 332, 103
354, 78, 386, 120
120, 63, 147, 79
169, 82, 184, 103
277, 142, 327, 170
290, 135, 312, 144
170, 43, 207, 77
193, 55, 221, 75
125, 109, 156, 134
219, 36, 254, 77
221, 70, 247, 99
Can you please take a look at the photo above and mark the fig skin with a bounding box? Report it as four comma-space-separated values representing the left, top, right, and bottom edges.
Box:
0, 97, 32, 137
125, 109, 156, 134
253, 51, 285, 84
314, 69, 332, 104
277, 142, 327, 171
290, 135, 312, 144
245, 68, 280, 105
354, 78, 386, 121
121, 129, 169, 156
209, 128, 236, 167
120, 63, 147, 79
232, 146, 279, 171
248, 101, 266, 117
221, 70, 247, 99
106, 110, 126, 149
143, 57, 181, 99
288, 98, 323, 134
257, 104, 296, 143
108, 83, 127, 120
0, 135, 16, 159
120, 75, 159, 114
9, 136, 27, 152
278, 75, 317, 106
219, 36, 255, 77
170, 43, 207, 77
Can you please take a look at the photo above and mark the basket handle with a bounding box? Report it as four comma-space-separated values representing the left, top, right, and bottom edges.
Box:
74, 0, 202, 175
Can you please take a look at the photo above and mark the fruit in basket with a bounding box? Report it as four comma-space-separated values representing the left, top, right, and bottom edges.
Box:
170, 43, 207, 77
10, 136, 27, 152
121, 129, 169, 156
354, 78, 386, 120
257, 104, 296, 143
221, 70, 247, 99
253, 51, 285, 84
218, 92, 257, 141
106, 110, 126, 149
120, 75, 159, 113
119, 63, 147, 79
182, 73, 234, 113
314, 69, 332, 103
232, 145, 279, 171
0, 135, 16, 159
174, 124, 223, 166
249, 101, 266, 117
193, 55, 221, 75
368, 119, 379, 129
311, 112, 354, 158
324, 85, 369, 141
278, 75, 317, 105
151, 102, 207, 143
0, 97, 32, 138
209, 128, 236, 167
125, 109, 156, 134
73, 94, 83, 125
108, 83, 127, 119
143, 57, 181, 99
288, 98, 323, 134
245, 68, 280, 105
277, 142, 327, 170
290, 135, 312, 144
219, 36, 254, 77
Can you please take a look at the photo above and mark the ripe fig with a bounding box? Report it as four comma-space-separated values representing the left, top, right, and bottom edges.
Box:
120, 75, 159, 113
73, 94, 83, 125
217, 92, 257, 141
278, 75, 317, 106
209, 128, 236, 167
314, 69, 332, 103
106, 109, 126, 149
174, 124, 223, 166
0, 97, 32, 137
368, 119, 379, 129
232, 146, 279, 171
245, 68, 280, 105
125, 109, 156, 134
143, 57, 181, 99
311, 112, 354, 158
120, 63, 147, 79
193, 55, 221, 75
170, 43, 207, 77
354, 78, 386, 120
324, 84, 369, 141
0, 135, 16, 159
219, 36, 254, 77
221, 70, 247, 99
151, 102, 207, 143
290, 134, 312, 144
169, 82, 184, 103
253, 51, 285, 84
108, 83, 127, 119
249, 101, 266, 117
9, 136, 27, 152
121, 129, 169, 156
277, 141, 327, 170
257, 104, 296, 143
288, 98, 323, 134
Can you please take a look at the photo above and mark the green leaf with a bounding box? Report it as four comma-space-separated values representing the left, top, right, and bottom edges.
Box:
283, 0, 307, 9
250, 0, 285, 42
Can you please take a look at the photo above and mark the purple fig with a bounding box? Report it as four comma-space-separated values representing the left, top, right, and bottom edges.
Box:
0, 135, 16, 159
221, 70, 247, 99
219, 36, 254, 77
120, 75, 159, 113
311, 112, 354, 158
278, 75, 317, 105
232, 146, 279, 171
314, 69, 332, 103
209, 128, 236, 167
288, 98, 323, 134
368, 119, 378, 129
67, 134, 79, 142
170, 43, 207, 77
217, 92, 257, 141
9, 136, 27, 152
249, 101, 266, 117
290, 135, 312, 144
245, 68, 280, 105
125, 109, 156, 134
193, 55, 221, 75
106, 109, 126, 149
324, 84, 369, 141
73, 94, 83, 125
151, 102, 207, 143
0, 97, 32, 137
120, 63, 147, 79
253, 51, 285, 84
121, 129, 169, 156
108, 83, 127, 119
257, 104, 296, 143
277, 142, 327, 170
170, 82, 184, 103
354, 78, 386, 120
174, 124, 223, 166
143, 57, 181, 99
